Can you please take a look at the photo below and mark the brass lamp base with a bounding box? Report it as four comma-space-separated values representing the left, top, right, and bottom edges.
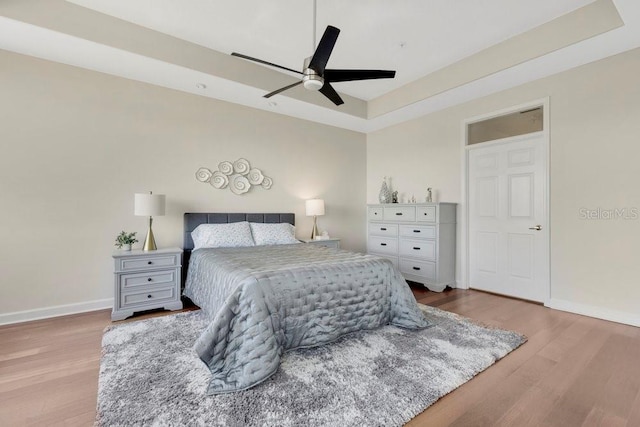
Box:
143, 216, 157, 251
310, 215, 319, 240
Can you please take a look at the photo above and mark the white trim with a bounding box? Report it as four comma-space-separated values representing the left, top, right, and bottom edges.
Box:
463, 130, 544, 151
459, 125, 469, 289
547, 298, 640, 328
0, 298, 113, 326
460, 97, 551, 302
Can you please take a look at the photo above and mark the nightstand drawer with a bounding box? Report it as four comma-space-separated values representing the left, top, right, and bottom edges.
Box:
399, 259, 436, 281
369, 223, 398, 237
400, 225, 436, 239
121, 287, 177, 308
120, 270, 177, 290
399, 239, 436, 260
118, 254, 180, 272
309, 240, 340, 249
368, 236, 398, 255
383, 206, 416, 222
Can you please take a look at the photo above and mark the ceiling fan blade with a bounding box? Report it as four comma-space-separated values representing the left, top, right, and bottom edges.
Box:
231, 52, 303, 75
319, 82, 344, 106
324, 69, 396, 83
264, 81, 303, 98
308, 26, 340, 75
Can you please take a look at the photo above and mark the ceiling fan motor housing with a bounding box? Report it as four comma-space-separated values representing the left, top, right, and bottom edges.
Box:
303, 69, 324, 91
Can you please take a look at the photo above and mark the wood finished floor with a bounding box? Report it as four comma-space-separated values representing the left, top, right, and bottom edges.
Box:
1, 287, 639, 427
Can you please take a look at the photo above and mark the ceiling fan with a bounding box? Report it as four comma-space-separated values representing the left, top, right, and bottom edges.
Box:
231, 21, 396, 106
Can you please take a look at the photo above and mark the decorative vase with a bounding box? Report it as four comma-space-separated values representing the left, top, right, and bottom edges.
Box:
121, 244, 132, 251
379, 177, 391, 204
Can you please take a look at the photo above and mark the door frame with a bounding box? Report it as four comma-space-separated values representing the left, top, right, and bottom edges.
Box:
460, 97, 550, 305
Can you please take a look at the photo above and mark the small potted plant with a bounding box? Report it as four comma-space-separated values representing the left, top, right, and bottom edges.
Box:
115, 231, 138, 251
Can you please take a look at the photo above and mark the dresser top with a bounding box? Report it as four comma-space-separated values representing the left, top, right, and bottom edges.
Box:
112, 247, 183, 259
367, 202, 457, 207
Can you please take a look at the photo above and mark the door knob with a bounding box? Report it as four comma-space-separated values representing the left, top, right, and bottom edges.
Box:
529, 225, 542, 231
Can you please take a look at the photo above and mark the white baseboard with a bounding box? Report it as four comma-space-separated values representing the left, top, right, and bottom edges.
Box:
0, 298, 113, 326
454, 280, 469, 289
546, 298, 640, 328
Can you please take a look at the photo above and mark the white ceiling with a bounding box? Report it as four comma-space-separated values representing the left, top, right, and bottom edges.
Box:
1, 0, 639, 132
67, 0, 595, 100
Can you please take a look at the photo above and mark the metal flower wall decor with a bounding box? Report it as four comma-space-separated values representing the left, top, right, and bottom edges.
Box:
195, 158, 272, 195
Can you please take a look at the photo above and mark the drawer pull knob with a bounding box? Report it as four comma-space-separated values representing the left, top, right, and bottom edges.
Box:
147, 278, 152, 282
395, 213, 403, 216
413, 247, 421, 250
413, 230, 421, 233
380, 243, 387, 246
147, 261, 153, 265
412, 267, 421, 271
380, 227, 387, 231
147, 294, 152, 299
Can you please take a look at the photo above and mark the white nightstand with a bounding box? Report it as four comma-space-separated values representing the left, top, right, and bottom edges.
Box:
111, 247, 183, 321
300, 238, 341, 249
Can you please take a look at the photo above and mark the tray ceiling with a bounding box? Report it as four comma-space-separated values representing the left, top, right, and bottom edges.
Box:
0, 0, 638, 132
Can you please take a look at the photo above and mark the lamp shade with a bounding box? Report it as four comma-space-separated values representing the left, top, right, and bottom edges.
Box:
305, 199, 325, 216
134, 193, 166, 217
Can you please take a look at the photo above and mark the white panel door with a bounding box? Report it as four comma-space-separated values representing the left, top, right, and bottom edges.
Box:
468, 134, 548, 302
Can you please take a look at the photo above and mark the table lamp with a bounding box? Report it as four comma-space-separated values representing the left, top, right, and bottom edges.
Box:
305, 199, 325, 240
134, 191, 166, 251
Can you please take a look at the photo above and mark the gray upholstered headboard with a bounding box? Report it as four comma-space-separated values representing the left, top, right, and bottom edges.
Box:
183, 212, 295, 251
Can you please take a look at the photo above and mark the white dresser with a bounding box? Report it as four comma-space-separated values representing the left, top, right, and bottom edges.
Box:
367, 203, 456, 292
111, 247, 183, 321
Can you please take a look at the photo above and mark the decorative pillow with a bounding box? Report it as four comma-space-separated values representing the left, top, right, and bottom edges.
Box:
250, 222, 300, 246
191, 222, 255, 249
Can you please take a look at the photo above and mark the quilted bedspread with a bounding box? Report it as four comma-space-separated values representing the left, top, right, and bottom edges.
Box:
184, 244, 431, 395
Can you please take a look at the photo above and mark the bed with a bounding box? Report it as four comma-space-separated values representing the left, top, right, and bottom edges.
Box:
183, 212, 431, 395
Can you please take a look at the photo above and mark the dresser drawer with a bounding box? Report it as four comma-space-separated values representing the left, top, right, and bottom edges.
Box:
399, 239, 436, 260
400, 225, 436, 239
120, 270, 178, 290
368, 223, 398, 237
416, 206, 436, 222
383, 206, 416, 222
399, 259, 436, 281
368, 236, 398, 255
368, 207, 383, 221
121, 287, 178, 308
118, 254, 180, 272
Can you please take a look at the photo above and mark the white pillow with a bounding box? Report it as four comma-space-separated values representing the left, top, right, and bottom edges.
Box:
191, 222, 255, 249
250, 222, 300, 246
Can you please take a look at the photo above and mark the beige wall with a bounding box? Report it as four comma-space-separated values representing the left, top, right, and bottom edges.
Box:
3, 44, 640, 324
368, 47, 640, 322
0, 50, 366, 318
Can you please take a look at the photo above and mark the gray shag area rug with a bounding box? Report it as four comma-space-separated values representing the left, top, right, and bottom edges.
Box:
96, 304, 525, 426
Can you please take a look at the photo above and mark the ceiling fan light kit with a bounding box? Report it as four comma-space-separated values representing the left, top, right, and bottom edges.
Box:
231, 21, 395, 106
302, 59, 324, 91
